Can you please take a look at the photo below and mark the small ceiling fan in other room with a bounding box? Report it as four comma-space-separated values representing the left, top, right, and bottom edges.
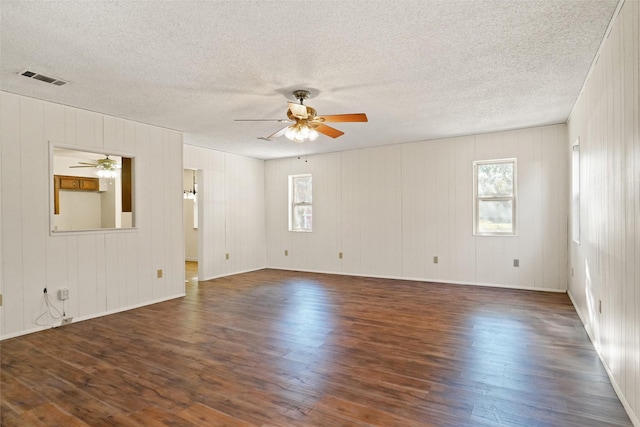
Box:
235, 90, 368, 142
70, 155, 121, 178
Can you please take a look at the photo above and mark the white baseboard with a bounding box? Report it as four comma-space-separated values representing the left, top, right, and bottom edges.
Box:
199, 266, 266, 282
1, 293, 186, 341
567, 290, 640, 427
267, 267, 567, 293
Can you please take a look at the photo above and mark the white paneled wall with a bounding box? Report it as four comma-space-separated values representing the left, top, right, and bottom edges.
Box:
568, 1, 639, 424
183, 144, 266, 280
0, 92, 184, 339
266, 124, 568, 292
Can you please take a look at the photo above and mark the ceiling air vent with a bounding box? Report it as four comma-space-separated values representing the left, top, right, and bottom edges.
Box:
20, 70, 69, 86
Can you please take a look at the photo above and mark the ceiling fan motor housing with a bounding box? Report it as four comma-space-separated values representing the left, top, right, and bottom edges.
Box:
293, 90, 311, 103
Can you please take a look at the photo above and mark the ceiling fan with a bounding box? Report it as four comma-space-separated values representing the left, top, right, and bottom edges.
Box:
235, 90, 368, 142
70, 155, 121, 178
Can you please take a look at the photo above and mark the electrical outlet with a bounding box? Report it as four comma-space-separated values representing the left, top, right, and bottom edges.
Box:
285, 249, 288, 256
225, 253, 230, 260
157, 269, 163, 278
61, 317, 73, 325
513, 259, 519, 267
433, 256, 438, 264
57, 288, 69, 301
339, 252, 343, 259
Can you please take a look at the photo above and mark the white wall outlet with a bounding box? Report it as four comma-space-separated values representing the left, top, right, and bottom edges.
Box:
61, 317, 73, 325
339, 252, 343, 259
225, 253, 230, 260
285, 249, 288, 256
433, 256, 438, 264
513, 259, 520, 267
57, 288, 69, 300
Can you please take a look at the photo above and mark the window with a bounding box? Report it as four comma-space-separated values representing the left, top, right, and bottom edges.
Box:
473, 159, 516, 236
289, 174, 312, 232
571, 140, 580, 243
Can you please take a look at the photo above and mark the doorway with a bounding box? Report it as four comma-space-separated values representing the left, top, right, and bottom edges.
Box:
183, 169, 199, 284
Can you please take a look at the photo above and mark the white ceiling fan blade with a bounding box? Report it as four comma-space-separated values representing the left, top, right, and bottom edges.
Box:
260, 125, 291, 141
235, 119, 291, 122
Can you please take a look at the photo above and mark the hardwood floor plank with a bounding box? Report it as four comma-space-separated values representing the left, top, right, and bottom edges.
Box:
1, 269, 633, 426
177, 402, 257, 427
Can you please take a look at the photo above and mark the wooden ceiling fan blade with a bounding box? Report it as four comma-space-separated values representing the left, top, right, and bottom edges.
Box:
318, 113, 368, 123
314, 123, 344, 139
287, 102, 308, 119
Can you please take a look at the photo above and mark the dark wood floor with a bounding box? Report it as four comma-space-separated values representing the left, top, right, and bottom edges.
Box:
1, 269, 632, 426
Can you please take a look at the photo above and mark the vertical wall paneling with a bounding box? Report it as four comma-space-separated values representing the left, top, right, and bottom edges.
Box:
265, 158, 288, 270
169, 132, 184, 296
1, 93, 24, 335
19, 97, 48, 329
567, 1, 640, 424
401, 142, 428, 279
265, 124, 567, 291
183, 144, 266, 281
212, 154, 227, 276
339, 146, 403, 278
451, 136, 476, 284
133, 122, 152, 301
631, 0, 639, 415
0, 92, 184, 339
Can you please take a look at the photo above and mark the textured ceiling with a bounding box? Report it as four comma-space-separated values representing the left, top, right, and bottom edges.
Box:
1, 1, 618, 160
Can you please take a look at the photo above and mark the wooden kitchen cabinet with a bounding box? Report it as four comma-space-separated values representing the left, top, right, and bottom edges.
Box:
54, 175, 100, 214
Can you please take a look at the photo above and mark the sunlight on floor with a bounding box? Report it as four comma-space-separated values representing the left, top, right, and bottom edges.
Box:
185, 261, 198, 284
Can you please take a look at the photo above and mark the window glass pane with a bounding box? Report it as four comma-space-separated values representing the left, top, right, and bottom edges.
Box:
478, 200, 513, 233
293, 205, 313, 231
478, 163, 513, 197
294, 176, 312, 203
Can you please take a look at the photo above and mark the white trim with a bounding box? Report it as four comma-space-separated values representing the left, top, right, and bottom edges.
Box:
198, 266, 267, 282
473, 158, 518, 236
567, 0, 626, 124
268, 267, 567, 293
0, 293, 185, 341
49, 141, 137, 235
288, 174, 313, 232
567, 291, 640, 427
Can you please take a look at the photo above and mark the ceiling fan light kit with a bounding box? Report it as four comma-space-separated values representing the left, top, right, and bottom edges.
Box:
236, 90, 368, 143
285, 123, 319, 143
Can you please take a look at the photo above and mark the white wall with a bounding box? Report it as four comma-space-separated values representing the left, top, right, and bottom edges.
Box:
567, 1, 640, 424
0, 92, 185, 339
183, 169, 198, 261
183, 144, 266, 280
266, 124, 568, 292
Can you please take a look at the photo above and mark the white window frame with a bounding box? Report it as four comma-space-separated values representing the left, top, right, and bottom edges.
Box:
473, 158, 517, 236
571, 139, 580, 244
288, 174, 312, 232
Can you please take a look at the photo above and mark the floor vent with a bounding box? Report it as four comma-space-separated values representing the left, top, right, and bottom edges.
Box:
20, 70, 69, 86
